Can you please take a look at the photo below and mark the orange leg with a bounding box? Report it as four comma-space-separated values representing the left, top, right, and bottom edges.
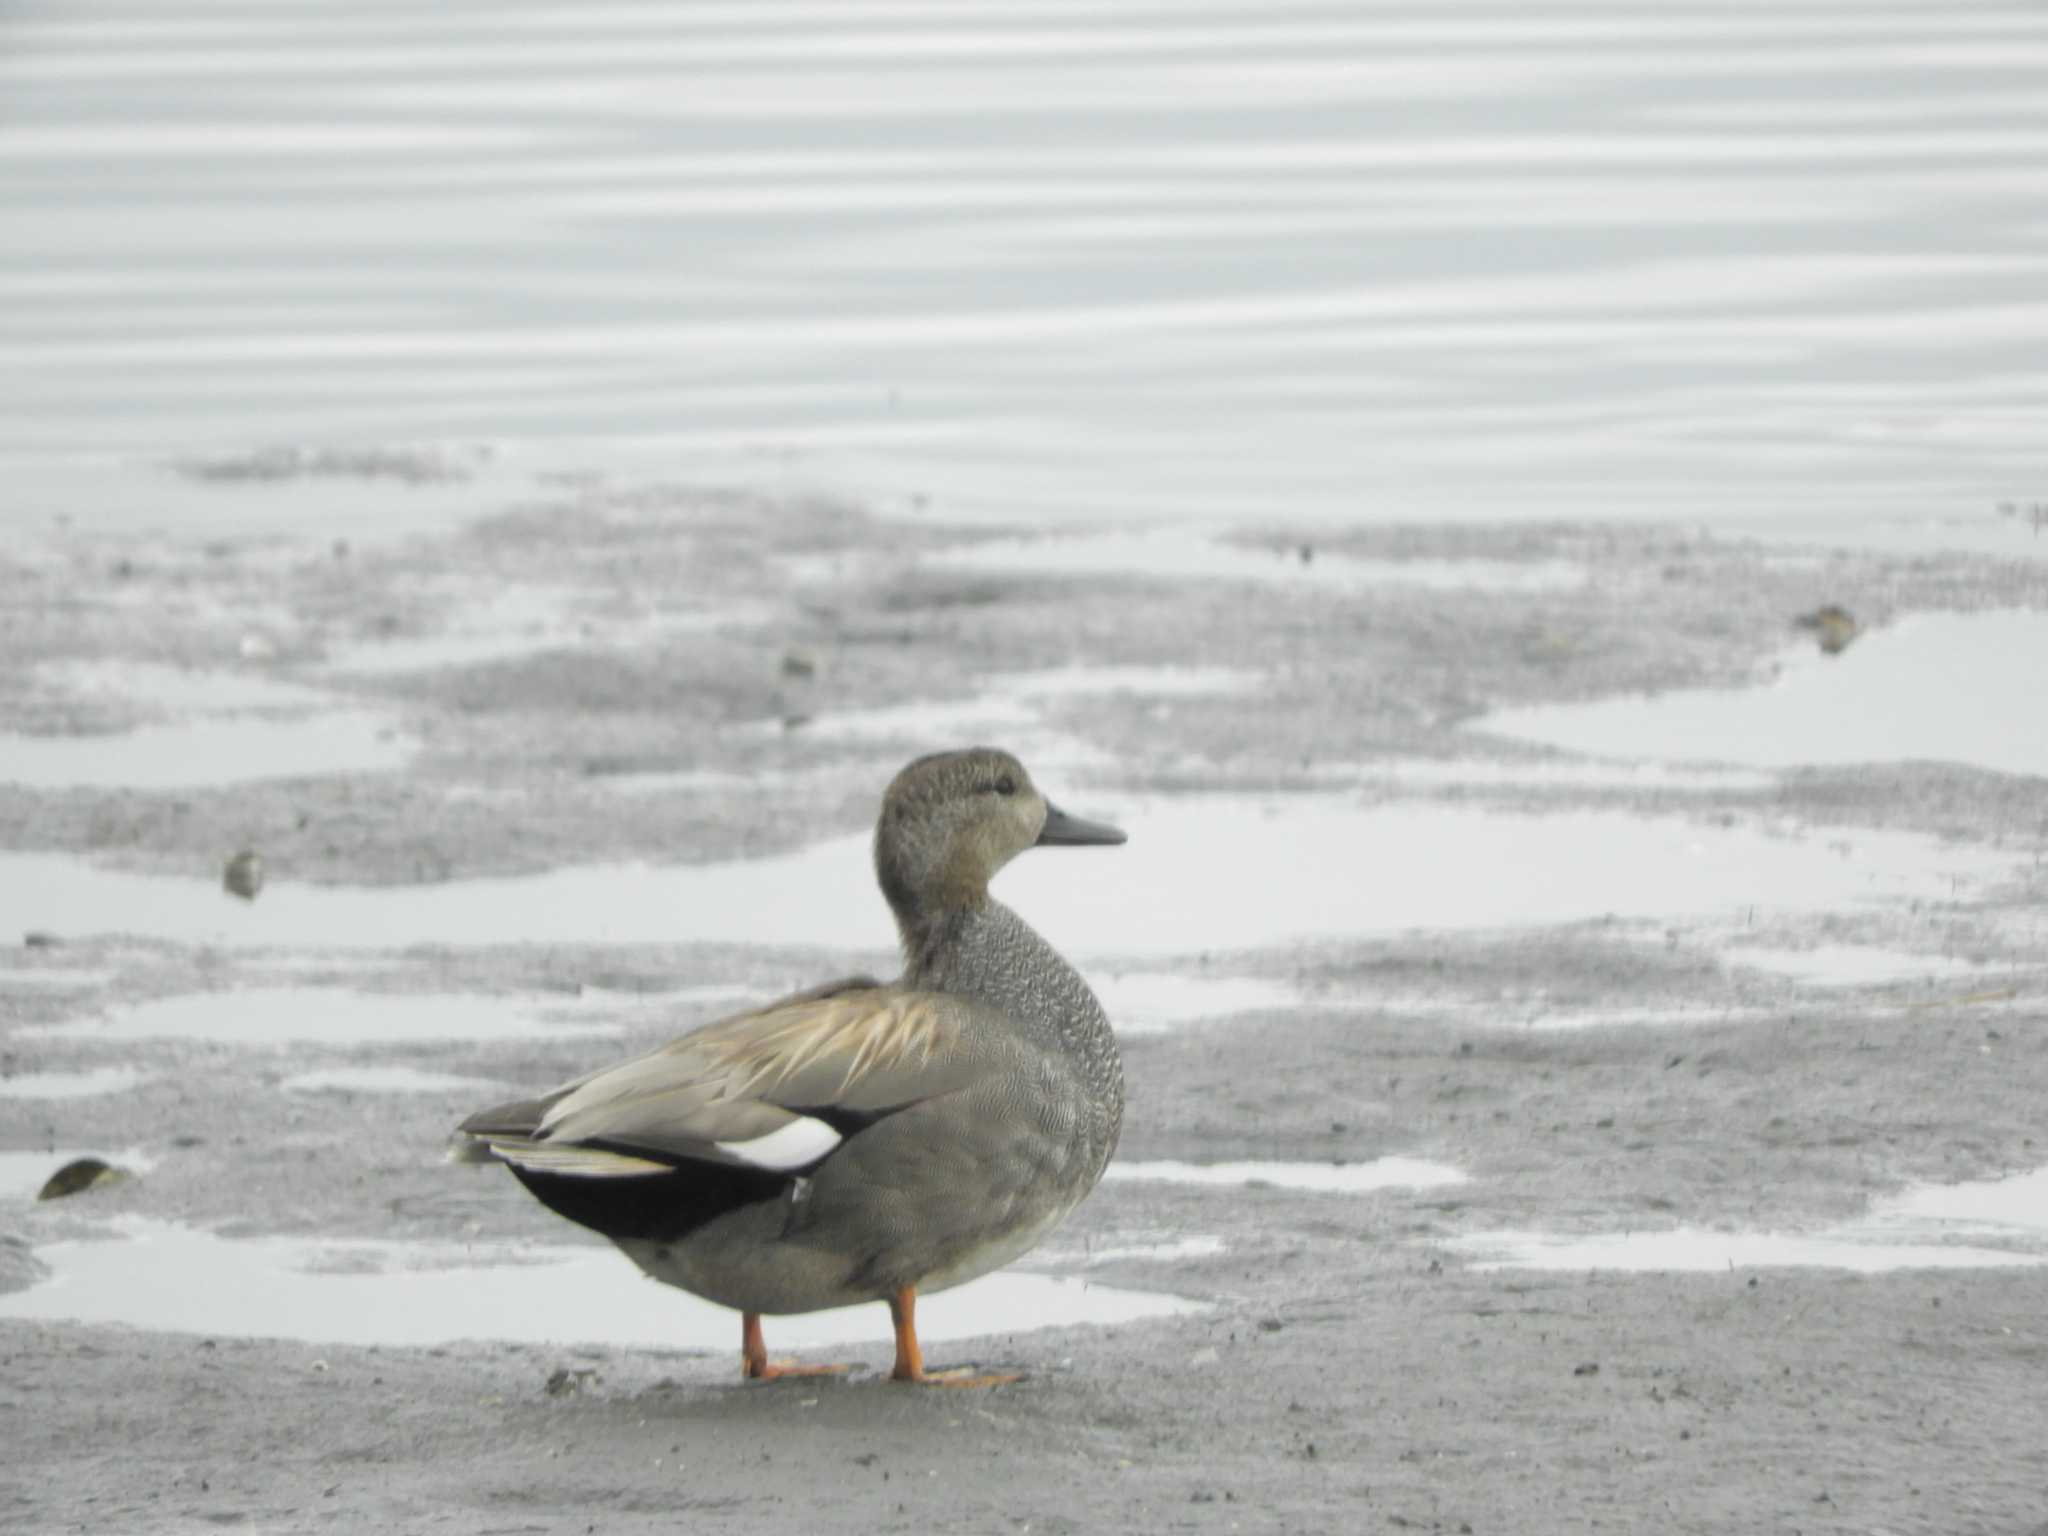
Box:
740, 1311, 850, 1381
888, 1287, 1023, 1388
888, 1287, 924, 1381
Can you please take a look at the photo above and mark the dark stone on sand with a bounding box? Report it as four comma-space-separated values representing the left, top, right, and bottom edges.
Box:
37, 1157, 132, 1202
223, 850, 264, 901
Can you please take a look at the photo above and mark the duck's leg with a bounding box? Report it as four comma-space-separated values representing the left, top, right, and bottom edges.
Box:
888, 1287, 1023, 1387
887, 1288, 924, 1380
740, 1311, 850, 1381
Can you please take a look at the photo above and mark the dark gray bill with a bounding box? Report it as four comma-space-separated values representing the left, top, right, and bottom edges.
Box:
1036, 800, 1127, 847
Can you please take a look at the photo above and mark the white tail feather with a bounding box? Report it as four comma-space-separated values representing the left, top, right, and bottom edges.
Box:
712, 1115, 842, 1171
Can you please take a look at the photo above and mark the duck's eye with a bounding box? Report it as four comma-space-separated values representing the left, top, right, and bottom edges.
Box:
986, 774, 1017, 797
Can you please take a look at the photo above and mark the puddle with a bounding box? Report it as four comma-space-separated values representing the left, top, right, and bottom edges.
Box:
1059, 1236, 1228, 1267
1106, 1157, 1467, 1193
0, 711, 413, 789
0, 1067, 147, 1101
1382, 995, 1785, 1033
1452, 1229, 2047, 1274
927, 530, 1583, 593
1885, 1166, 2048, 1237
995, 799, 2014, 956
0, 799, 2013, 955
1309, 758, 1776, 792
0, 1149, 152, 1202
1093, 974, 1305, 1036
1477, 610, 2048, 779
1727, 944, 1994, 988
5, 658, 416, 789
0, 1218, 1201, 1350
281, 1067, 511, 1095
26, 990, 622, 1047
34, 661, 335, 714
1511, 1003, 1779, 1033
1453, 1166, 2048, 1274
327, 632, 580, 676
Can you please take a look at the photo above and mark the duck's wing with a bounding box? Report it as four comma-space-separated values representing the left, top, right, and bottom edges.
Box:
459, 984, 993, 1180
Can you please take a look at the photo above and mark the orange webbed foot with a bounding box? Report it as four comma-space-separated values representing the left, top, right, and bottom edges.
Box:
740, 1312, 853, 1382
886, 1287, 1025, 1387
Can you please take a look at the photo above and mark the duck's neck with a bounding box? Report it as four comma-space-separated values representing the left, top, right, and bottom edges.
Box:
878, 834, 992, 968
888, 887, 984, 976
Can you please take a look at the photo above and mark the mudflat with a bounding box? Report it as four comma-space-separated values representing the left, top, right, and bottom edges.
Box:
3, 481, 2045, 1535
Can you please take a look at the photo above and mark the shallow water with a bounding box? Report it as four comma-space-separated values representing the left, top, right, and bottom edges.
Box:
1883, 1165, 2048, 1236
1453, 1165, 2048, 1273
34, 661, 335, 714
4, 2, 2045, 545
29, 990, 621, 1047
1058, 1235, 1228, 1267
0, 1218, 1201, 1349
1478, 610, 2048, 779
281, 1066, 511, 1095
1452, 1228, 2047, 1274
1106, 1157, 1467, 1193
1092, 973, 1305, 1036
1726, 943, 1994, 987
0, 798, 2013, 954
0, 710, 414, 790
0, 1067, 146, 1100
1318, 758, 1776, 792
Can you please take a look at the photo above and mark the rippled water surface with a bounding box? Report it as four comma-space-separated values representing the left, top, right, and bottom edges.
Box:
4, 0, 2045, 544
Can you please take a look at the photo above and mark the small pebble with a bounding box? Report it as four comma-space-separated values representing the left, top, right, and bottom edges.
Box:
223, 850, 264, 901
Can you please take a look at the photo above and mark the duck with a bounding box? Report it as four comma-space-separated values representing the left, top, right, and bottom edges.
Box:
456, 746, 1127, 1385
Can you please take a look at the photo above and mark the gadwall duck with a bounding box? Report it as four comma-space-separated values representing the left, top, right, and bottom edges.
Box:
457, 747, 1126, 1385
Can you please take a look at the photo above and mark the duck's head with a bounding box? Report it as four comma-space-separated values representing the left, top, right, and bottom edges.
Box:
874, 746, 1124, 925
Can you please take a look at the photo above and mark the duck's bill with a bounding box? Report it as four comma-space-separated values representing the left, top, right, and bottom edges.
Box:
1036, 801, 1127, 846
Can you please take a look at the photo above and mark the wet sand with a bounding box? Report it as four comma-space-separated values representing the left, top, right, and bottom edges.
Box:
4, 482, 2047, 1534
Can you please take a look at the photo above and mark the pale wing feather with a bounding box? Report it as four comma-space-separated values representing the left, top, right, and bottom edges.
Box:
533, 989, 984, 1164
522, 972, 884, 1109
486, 1141, 673, 1178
